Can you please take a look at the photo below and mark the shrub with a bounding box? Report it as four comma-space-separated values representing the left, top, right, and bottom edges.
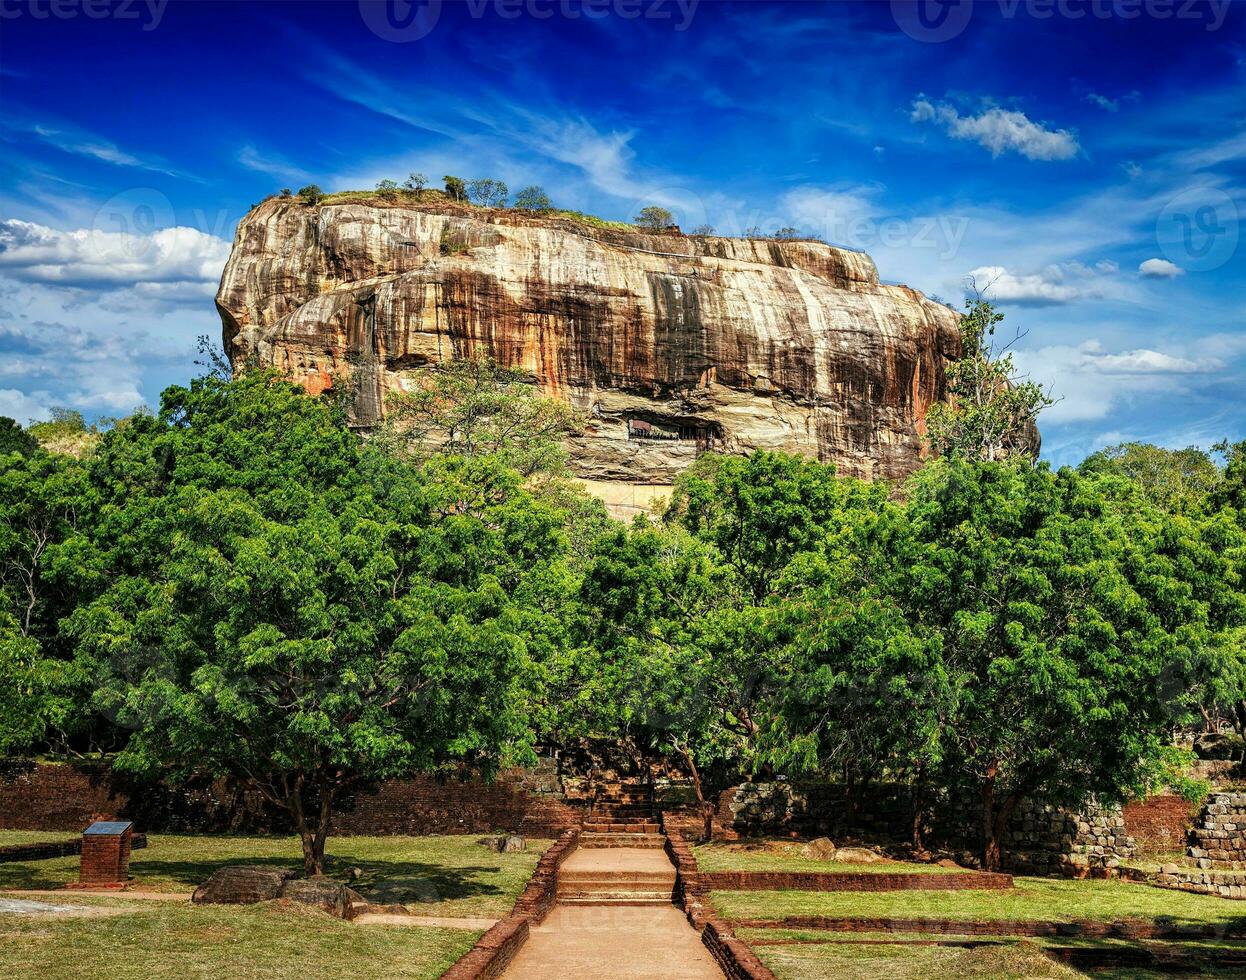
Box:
443, 176, 467, 202
404, 172, 428, 193
297, 184, 323, 206
634, 206, 675, 231
513, 185, 553, 212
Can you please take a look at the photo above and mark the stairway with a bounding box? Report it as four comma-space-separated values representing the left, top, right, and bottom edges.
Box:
580, 777, 664, 849
555, 847, 677, 907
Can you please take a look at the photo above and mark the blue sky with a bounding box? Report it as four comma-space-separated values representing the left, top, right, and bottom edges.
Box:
0, 0, 1243, 465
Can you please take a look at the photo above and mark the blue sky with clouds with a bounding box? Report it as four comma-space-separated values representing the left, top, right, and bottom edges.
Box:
0, 0, 1243, 465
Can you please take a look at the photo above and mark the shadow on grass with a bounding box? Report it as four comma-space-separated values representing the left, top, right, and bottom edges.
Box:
123, 854, 513, 906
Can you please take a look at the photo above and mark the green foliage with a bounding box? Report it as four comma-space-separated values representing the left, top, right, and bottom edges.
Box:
64, 370, 558, 873
879, 458, 1223, 866
442, 176, 467, 202
634, 205, 675, 231
439, 226, 470, 255
403, 172, 428, 193
512, 185, 553, 212
0, 417, 38, 457
925, 295, 1051, 463
378, 358, 583, 479
773, 227, 801, 240
296, 184, 323, 206
1080, 441, 1220, 514
375, 178, 399, 199
467, 178, 508, 208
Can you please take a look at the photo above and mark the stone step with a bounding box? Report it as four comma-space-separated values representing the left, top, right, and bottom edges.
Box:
579, 832, 666, 849
556, 895, 673, 907
582, 821, 661, 833
559, 872, 675, 886
591, 804, 655, 816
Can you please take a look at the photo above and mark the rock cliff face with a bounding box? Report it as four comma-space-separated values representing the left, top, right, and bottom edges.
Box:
217, 198, 964, 492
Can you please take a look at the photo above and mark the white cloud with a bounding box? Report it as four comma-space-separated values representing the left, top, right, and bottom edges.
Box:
910, 98, 1079, 161
966, 261, 1118, 305
0, 219, 229, 293
1139, 257, 1185, 279
27, 123, 192, 180
1084, 93, 1118, 112
0, 387, 49, 425
1016, 339, 1224, 423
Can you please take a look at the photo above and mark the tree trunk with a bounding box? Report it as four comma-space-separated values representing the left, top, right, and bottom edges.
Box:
287, 778, 334, 877
981, 765, 1000, 871
675, 740, 715, 842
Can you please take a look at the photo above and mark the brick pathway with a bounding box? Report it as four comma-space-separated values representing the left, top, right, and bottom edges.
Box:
501, 846, 721, 979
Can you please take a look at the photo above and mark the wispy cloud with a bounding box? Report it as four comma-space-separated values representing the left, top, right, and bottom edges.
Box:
910, 97, 1079, 161
21, 121, 198, 181
237, 145, 313, 184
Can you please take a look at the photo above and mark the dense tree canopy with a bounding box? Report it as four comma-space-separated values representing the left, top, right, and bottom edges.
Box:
6, 360, 1246, 875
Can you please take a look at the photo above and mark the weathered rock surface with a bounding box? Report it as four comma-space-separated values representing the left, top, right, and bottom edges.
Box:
217, 198, 971, 494
191, 865, 294, 905
192, 865, 367, 918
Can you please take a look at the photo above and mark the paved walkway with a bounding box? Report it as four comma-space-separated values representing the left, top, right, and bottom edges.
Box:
501, 847, 721, 980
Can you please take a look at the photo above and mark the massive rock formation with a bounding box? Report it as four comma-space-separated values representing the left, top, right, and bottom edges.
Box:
217, 197, 965, 500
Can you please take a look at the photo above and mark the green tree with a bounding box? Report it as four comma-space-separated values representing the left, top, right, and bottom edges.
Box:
1080, 442, 1220, 515
403, 172, 428, 193
0, 417, 38, 457
375, 178, 399, 199
925, 294, 1050, 463
513, 185, 553, 212
690, 224, 715, 236
773, 227, 801, 240
69, 371, 557, 874
378, 358, 582, 478
443, 176, 467, 202
467, 178, 509, 208
297, 184, 323, 206
634, 206, 675, 232
880, 459, 1214, 869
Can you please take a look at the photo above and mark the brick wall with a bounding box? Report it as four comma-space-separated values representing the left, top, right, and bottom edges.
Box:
0, 761, 584, 837
332, 773, 582, 837
1122, 794, 1196, 851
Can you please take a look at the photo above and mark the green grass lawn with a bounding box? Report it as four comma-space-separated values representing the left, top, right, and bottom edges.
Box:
751, 937, 1079, 980
712, 877, 1246, 930
740, 929, 1246, 980
0, 896, 477, 980
0, 833, 549, 917
694, 843, 963, 875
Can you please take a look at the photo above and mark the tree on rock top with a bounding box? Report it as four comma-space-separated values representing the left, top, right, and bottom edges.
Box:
634, 206, 675, 232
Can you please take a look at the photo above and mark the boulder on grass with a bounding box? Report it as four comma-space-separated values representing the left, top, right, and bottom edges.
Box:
192, 866, 296, 905
800, 837, 837, 860
477, 835, 525, 853
280, 876, 368, 919
832, 847, 883, 864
